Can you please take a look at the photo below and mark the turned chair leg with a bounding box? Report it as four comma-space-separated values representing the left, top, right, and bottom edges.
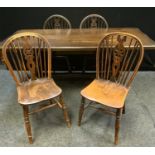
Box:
59, 95, 71, 128
22, 105, 33, 144
82, 56, 87, 74
114, 108, 122, 145
78, 97, 85, 126
64, 56, 72, 73
123, 104, 125, 114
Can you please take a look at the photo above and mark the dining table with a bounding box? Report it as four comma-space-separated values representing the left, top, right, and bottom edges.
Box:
0, 27, 155, 65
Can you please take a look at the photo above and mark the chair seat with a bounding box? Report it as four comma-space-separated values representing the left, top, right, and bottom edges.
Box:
81, 79, 129, 108
17, 78, 62, 105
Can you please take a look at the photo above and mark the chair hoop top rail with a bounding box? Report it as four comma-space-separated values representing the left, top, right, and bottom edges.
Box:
80, 13, 109, 31
43, 14, 72, 29
96, 31, 144, 88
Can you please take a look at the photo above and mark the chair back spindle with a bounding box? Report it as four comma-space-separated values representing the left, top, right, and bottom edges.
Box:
43, 14, 71, 29
80, 14, 109, 31
2, 32, 51, 86
96, 32, 144, 88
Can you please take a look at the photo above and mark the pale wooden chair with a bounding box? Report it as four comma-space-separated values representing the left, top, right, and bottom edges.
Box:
43, 14, 71, 29
80, 14, 108, 30
2, 32, 71, 144
80, 14, 109, 73
78, 32, 144, 144
43, 14, 72, 73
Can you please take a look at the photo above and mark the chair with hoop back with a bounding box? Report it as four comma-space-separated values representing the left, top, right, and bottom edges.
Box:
80, 14, 109, 73
2, 32, 71, 144
78, 32, 144, 144
43, 14, 72, 73
80, 14, 109, 30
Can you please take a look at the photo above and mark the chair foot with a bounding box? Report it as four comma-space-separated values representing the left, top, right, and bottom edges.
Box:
22, 105, 33, 144
78, 97, 85, 126
114, 108, 122, 145
63, 106, 71, 128
59, 95, 71, 128
114, 119, 119, 145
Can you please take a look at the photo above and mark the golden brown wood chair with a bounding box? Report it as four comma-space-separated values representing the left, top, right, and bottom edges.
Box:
43, 14, 72, 73
2, 32, 71, 144
80, 14, 109, 73
78, 32, 144, 144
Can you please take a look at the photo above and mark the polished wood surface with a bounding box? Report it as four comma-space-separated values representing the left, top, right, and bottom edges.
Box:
0, 28, 154, 51
78, 32, 144, 145
15, 28, 155, 50
95, 32, 144, 88
17, 78, 62, 105
81, 79, 129, 108
2, 32, 71, 144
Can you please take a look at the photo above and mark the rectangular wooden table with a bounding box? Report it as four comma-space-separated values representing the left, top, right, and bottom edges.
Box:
1, 27, 155, 50
0, 27, 155, 62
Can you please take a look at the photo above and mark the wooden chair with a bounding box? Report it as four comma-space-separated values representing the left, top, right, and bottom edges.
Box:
78, 32, 144, 144
80, 14, 109, 73
43, 14, 72, 73
43, 14, 71, 29
2, 32, 71, 144
80, 14, 108, 30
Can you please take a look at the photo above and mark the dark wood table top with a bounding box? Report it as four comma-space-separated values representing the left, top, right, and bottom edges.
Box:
1, 28, 155, 52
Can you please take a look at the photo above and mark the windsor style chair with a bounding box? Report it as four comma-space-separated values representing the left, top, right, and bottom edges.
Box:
2, 32, 71, 144
43, 14, 72, 73
80, 14, 109, 30
80, 14, 109, 73
43, 14, 71, 29
78, 32, 144, 144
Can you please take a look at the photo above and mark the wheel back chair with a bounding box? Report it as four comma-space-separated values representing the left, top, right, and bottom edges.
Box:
78, 32, 144, 144
2, 32, 71, 144
43, 14, 72, 73
43, 14, 71, 29
80, 14, 109, 30
80, 14, 109, 73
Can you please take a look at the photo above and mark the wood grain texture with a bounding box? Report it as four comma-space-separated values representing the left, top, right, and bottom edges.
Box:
17, 78, 62, 105
79, 32, 144, 144
2, 32, 71, 143
13, 28, 155, 50
23, 105, 33, 144
81, 79, 129, 108
0, 28, 154, 52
